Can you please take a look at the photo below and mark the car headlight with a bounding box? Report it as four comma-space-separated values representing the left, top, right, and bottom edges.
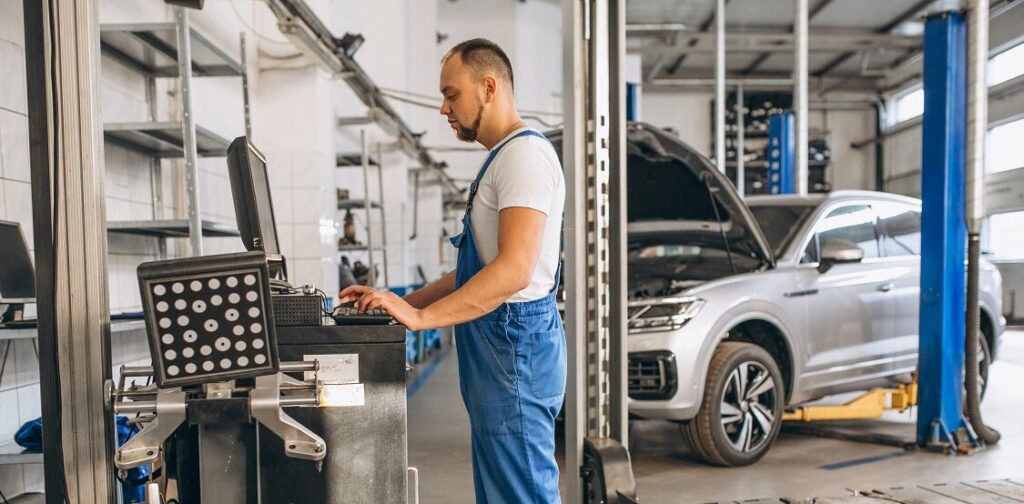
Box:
627, 297, 705, 334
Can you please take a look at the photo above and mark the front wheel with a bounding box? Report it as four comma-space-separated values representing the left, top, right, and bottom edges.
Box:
681, 342, 784, 467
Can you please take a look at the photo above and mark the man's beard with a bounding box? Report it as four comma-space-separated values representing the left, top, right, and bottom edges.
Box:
456, 103, 484, 143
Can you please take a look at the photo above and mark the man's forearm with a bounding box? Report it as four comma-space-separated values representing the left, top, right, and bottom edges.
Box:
403, 270, 457, 309
419, 259, 528, 329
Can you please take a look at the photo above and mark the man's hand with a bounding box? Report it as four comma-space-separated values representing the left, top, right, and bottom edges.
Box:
338, 285, 429, 331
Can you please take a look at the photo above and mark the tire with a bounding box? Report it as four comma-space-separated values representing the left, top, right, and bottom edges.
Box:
681, 342, 784, 467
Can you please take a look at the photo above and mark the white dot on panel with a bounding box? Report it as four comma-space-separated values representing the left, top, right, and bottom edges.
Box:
156, 301, 168, 312
153, 285, 166, 296
172, 282, 184, 294
192, 300, 207, 313
164, 349, 176, 361
200, 345, 212, 356
243, 274, 256, 286
211, 295, 223, 306
167, 365, 179, 376
162, 334, 174, 345
252, 339, 265, 349
245, 291, 258, 302
185, 363, 197, 374
250, 323, 262, 334
226, 276, 238, 288
208, 278, 221, 289
248, 307, 260, 318
225, 309, 239, 321
220, 358, 232, 369
237, 356, 249, 367
159, 318, 171, 329
182, 347, 195, 358
254, 354, 266, 365
177, 315, 189, 326
204, 320, 219, 332
190, 280, 202, 292
183, 330, 198, 343
233, 325, 245, 336
215, 337, 231, 351
202, 361, 214, 371
235, 340, 247, 351
174, 299, 187, 311
228, 293, 240, 304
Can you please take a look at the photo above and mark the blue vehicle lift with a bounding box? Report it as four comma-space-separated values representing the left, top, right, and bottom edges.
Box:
917, 10, 973, 451
768, 112, 795, 194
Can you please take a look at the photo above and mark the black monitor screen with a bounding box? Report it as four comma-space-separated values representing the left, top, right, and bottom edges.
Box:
0, 221, 35, 302
227, 137, 281, 257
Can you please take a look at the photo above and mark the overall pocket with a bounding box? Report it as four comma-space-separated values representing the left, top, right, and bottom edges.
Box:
529, 329, 567, 399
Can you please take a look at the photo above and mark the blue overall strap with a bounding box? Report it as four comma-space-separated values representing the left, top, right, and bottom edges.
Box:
465, 129, 549, 212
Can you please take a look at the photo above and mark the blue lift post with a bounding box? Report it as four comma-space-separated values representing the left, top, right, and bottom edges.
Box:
917, 11, 971, 450
768, 112, 795, 194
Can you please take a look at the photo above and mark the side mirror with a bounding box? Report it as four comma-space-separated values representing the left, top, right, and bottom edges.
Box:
817, 239, 865, 274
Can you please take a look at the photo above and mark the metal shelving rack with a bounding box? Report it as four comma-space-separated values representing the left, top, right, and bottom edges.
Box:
335, 130, 389, 286
99, 10, 249, 256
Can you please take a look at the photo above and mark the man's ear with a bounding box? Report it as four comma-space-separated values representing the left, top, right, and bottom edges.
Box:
482, 75, 497, 103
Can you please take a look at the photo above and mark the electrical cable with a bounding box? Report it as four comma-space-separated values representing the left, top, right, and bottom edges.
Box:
379, 91, 563, 128
379, 87, 564, 118
227, 0, 301, 48
0, 485, 10, 504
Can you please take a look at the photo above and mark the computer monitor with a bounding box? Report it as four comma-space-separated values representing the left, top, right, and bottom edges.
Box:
0, 220, 35, 304
227, 136, 286, 278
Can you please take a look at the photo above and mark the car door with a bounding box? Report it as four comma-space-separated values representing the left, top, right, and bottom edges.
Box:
797, 203, 899, 392
876, 201, 923, 378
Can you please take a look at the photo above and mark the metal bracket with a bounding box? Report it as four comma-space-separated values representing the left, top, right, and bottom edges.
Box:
250, 373, 327, 465
115, 388, 187, 470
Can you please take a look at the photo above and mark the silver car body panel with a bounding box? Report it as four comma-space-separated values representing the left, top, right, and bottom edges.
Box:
628, 190, 1006, 421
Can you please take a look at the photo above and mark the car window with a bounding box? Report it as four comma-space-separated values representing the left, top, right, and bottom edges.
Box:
876, 202, 922, 257
801, 204, 880, 263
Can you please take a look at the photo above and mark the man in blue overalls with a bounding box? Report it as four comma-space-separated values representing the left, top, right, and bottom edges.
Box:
340, 38, 566, 504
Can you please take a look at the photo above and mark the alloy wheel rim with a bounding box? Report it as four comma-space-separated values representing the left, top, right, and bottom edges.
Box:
719, 361, 777, 454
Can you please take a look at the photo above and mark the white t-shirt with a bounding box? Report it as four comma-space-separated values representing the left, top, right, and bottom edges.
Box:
469, 127, 565, 303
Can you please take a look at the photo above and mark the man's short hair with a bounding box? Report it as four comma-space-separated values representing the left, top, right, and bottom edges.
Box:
442, 38, 514, 90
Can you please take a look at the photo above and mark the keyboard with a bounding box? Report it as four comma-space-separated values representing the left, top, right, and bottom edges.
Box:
330, 305, 394, 326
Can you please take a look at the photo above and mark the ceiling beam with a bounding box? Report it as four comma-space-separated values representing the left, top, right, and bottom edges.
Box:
628, 31, 921, 56
814, 0, 935, 77
741, 0, 835, 74
664, 0, 733, 76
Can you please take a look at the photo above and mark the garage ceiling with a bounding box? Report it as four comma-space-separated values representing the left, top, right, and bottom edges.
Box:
626, 0, 967, 93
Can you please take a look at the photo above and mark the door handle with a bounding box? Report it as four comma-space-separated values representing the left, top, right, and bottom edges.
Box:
877, 283, 894, 292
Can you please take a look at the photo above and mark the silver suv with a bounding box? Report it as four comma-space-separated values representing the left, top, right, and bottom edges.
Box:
619, 124, 1005, 467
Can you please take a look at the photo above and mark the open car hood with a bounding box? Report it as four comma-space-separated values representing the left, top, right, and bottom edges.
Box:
546, 122, 774, 269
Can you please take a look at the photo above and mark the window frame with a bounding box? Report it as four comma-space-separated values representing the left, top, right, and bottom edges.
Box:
797, 201, 883, 266
876, 201, 923, 259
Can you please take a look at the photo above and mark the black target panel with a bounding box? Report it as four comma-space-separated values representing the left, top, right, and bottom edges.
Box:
138, 251, 280, 387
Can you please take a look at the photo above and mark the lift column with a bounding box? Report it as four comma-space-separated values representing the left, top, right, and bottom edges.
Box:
917, 10, 969, 450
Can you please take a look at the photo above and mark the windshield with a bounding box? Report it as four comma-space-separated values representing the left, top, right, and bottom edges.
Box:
748, 204, 816, 256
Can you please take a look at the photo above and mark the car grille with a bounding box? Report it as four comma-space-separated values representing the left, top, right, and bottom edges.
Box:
628, 351, 677, 400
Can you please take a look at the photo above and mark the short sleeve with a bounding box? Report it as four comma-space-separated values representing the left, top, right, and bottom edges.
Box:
489, 140, 559, 216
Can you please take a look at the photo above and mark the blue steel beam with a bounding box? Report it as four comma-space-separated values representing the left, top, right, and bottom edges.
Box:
917, 11, 969, 450
768, 112, 795, 194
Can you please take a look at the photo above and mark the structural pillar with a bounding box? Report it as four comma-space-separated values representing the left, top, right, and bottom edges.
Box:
23, 0, 116, 502
917, 10, 969, 449
794, 0, 809, 195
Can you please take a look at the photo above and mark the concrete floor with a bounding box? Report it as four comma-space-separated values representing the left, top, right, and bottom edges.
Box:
408, 329, 1024, 503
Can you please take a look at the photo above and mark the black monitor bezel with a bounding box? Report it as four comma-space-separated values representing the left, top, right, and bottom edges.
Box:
227, 136, 282, 260
0, 219, 36, 304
